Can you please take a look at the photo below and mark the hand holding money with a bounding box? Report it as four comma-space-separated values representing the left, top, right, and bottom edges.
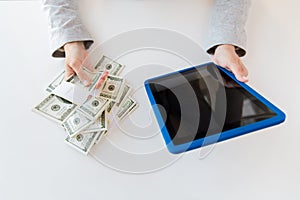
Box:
34, 55, 138, 155
64, 41, 109, 89
64, 41, 92, 86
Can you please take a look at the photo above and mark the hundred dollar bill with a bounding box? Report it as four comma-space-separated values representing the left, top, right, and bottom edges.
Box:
62, 110, 93, 137
116, 83, 131, 107
82, 110, 107, 133
46, 70, 65, 93
116, 97, 138, 120
33, 94, 76, 124
86, 69, 104, 92
106, 101, 116, 113
65, 131, 100, 155
68, 68, 102, 93
99, 75, 124, 103
79, 96, 109, 119
94, 130, 107, 144
95, 55, 124, 75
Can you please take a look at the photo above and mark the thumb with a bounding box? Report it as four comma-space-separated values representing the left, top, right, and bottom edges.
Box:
65, 65, 75, 80
228, 60, 248, 82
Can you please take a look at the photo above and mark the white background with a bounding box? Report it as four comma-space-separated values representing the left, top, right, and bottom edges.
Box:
0, 0, 300, 199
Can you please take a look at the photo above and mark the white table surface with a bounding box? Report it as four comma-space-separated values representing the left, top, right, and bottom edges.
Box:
1, 1, 299, 200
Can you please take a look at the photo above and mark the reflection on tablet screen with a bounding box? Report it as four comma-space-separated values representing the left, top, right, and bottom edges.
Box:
148, 63, 277, 145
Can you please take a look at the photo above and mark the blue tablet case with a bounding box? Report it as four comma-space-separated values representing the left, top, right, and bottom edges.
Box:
144, 62, 286, 154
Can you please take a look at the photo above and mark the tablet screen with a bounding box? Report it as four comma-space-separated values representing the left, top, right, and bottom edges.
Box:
148, 63, 277, 145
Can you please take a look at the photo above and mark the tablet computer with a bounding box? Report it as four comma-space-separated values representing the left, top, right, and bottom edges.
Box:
144, 62, 285, 154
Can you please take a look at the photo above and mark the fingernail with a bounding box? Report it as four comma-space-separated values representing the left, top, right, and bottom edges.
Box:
83, 80, 90, 86
242, 76, 248, 80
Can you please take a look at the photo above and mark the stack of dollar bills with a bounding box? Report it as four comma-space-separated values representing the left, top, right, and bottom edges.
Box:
33, 56, 138, 155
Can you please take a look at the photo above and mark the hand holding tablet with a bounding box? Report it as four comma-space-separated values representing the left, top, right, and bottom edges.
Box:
144, 63, 285, 154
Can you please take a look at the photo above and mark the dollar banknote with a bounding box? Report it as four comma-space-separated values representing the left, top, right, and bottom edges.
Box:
46, 70, 65, 93
67, 68, 103, 93
95, 55, 124, 75
106, 101, 116, 113
34, 55, 140, 156
62, 110, 93, 137
86, 69, 103, 92
99, 75, 124, 103
33, 94, 77, 124
65, 131, 100, 155
79, 96, 109, 119
116, 83, 131, 107
116, 97, 138, 120
82, 110, 107, 133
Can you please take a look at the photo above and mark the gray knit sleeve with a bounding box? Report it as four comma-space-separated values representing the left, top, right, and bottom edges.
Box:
205, 0, 251, 57
43, 0, 94, 57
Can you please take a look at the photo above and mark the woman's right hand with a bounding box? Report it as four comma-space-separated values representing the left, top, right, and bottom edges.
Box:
64, 41, 108, 89
64, 41, 91, 86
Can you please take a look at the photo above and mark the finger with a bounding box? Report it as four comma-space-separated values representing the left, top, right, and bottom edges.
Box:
69, 59, 91, 86
228, 60, 249, 82
77, 68, 92, 86
82, 56, 95, 73
65, 65, 75, 80
92, 71, 109, 97
212, 55, 233, 72
94, 70, 109, 89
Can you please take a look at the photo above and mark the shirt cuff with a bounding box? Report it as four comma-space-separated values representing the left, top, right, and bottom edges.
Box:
204, 24, 247, 57
49, 25, 94, 57
206, 43, 246, 57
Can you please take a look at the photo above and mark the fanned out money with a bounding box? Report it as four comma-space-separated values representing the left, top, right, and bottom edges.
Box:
33, 56, 138, 155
